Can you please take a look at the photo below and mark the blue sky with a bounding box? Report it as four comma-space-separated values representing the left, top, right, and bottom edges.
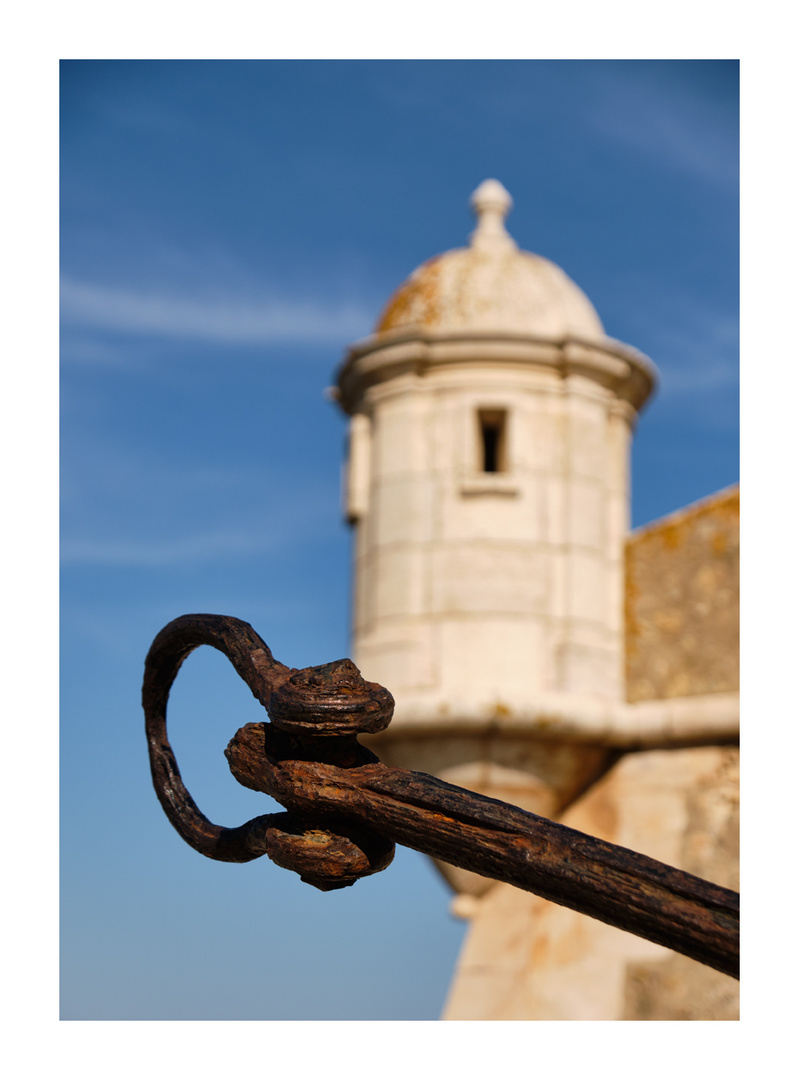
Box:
59, 59, 739, 1021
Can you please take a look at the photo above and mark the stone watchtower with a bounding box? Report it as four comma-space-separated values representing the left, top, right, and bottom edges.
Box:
332, 181, 739, 1019
333, 178, 655, 879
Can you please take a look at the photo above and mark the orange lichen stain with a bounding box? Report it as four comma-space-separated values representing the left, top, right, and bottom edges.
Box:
631, 485, 739, 551
533, 714, 557, 731
694, 565, 720, 592
654, 610, 683, 633
659, 521, 686, 551
375, 255, 445, 333
624, 484, 739, 703
623, 546, 642, 655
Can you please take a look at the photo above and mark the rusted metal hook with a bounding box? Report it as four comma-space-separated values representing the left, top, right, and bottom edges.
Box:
142, 613, 395, 889
143, 613, 739, 979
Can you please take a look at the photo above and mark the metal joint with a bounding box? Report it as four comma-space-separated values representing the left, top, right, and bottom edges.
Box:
143, 613, 739, 979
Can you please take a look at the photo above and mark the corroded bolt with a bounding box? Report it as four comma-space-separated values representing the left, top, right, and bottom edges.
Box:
266, 658, 394, 738
246, 656, 396, 888
261, 813, 395, 892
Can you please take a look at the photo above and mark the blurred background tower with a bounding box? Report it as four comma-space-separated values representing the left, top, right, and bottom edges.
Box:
333, 181, 739, 1020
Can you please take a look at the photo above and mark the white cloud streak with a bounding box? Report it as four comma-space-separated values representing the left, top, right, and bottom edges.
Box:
61, 527, 283, 567
61, 492, 341, 567
588, 73, 737, 193
653, 311, 739, 398
635, 306, 738, 434
659, 357, 738, 398
61, 487, 341, 566
60, 276, 375, 346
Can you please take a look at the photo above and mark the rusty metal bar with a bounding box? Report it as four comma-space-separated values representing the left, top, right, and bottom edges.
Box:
143, 613, 740, 980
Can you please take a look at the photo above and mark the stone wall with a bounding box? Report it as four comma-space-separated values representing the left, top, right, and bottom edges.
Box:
625, 486, 739, 703
442, 746, 740, 1020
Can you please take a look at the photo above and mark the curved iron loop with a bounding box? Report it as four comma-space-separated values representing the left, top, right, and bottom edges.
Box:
145, 614, 739, 977
229, 720, 739, 978
142, 613, 395, 886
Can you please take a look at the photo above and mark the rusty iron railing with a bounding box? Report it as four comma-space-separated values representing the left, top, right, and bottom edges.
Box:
143, 613, 739, 980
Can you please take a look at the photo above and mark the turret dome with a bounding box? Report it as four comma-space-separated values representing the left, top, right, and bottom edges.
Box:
374, 179, 605, 341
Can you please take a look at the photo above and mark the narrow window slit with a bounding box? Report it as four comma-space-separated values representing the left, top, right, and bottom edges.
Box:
478, 409, 507, 473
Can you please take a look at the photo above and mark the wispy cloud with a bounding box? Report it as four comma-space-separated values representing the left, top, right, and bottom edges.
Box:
59, 334, 131, 367
60, 490, 340, 567
654, 311, 739, 397
61, 527, 285, 567
632, 304, 739, 435
589, 71, 738, 193
658, 353, 738, 397
60, 438, 341, 569
91, 98, 193, 137
60, 276, 375, 347
659, 358, 738, 397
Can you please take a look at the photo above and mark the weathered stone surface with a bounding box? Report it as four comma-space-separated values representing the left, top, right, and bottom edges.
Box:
622, 951, 740, 1021
626, 487, 739, 702
373, 179, 606, 341
442, 746, 739, 1020
340, 182, 656, 809
334, 181, 738, 1019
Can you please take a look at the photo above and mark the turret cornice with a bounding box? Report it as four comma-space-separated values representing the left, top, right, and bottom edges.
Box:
334, 328, 657, 415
